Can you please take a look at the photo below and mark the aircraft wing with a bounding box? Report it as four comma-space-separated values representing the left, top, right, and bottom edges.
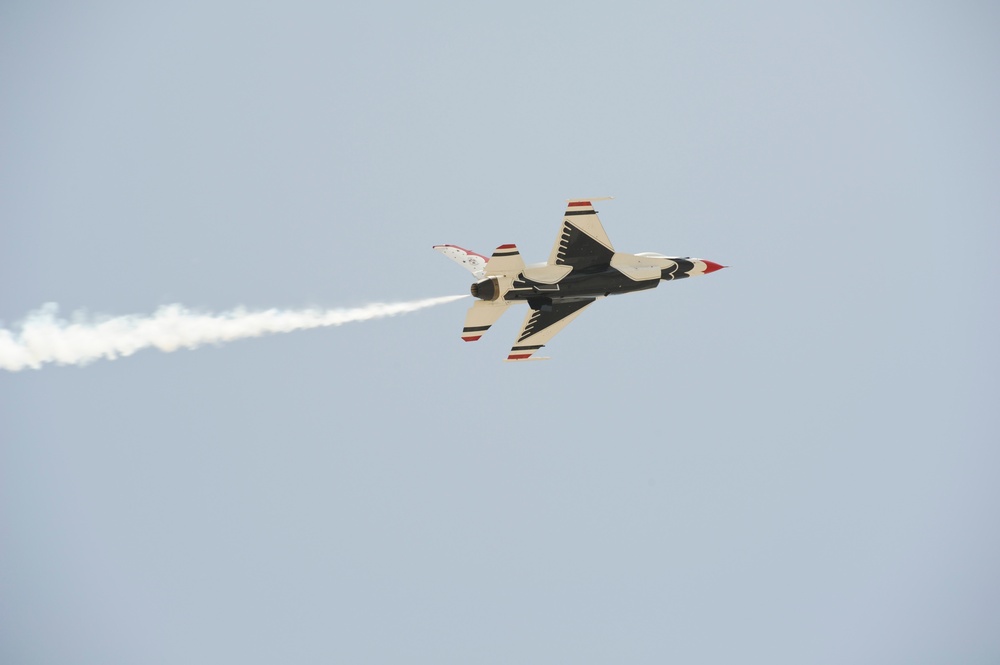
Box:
505, 298, 596, 361
546, 198, 615, 271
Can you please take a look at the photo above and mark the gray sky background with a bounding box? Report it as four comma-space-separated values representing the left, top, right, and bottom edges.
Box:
2, 2, 998, 663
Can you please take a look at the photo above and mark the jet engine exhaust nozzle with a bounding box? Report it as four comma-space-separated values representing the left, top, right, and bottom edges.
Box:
470, 277, 501, 301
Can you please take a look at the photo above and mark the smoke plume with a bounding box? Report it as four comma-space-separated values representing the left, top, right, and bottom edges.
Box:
0, 295, 467, 372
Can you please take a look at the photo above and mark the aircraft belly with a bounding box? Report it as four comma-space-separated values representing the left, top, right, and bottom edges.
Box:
503, 267, 658, 301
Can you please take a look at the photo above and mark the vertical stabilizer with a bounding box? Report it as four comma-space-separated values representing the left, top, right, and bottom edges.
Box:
433, 245, 488, 279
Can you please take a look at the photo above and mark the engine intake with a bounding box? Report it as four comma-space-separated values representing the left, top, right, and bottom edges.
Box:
470, 277, 501, 301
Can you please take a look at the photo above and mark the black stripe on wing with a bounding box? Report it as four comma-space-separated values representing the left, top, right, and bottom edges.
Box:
517, 298, 595, 343
554, 222, 615, 269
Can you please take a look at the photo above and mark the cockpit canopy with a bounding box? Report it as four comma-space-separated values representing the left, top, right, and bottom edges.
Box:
635, 252, 690, 259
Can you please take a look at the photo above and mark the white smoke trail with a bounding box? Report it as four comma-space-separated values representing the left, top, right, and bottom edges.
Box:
0, 295, 467, 372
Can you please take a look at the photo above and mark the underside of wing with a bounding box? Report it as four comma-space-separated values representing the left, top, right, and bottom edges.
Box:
547, 199, 615, 271
506, 298, 596, 361
461, 300, 509, 342
485, 243, 527, 276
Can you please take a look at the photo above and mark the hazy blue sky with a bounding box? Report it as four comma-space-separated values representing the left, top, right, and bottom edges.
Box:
2, 2, 998, 663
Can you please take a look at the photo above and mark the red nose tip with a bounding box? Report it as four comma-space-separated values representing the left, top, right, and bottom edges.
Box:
702, 260, 726, 274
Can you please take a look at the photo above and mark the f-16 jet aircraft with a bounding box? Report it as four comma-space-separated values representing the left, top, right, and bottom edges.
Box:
434, 197, 725, 361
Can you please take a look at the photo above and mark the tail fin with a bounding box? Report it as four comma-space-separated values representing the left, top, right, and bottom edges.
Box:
484, 244, 526, 276
461, 300, 510, 342
433, 245, 488, 279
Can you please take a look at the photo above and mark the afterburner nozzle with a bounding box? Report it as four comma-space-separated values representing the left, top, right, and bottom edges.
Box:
470, 277, 501, 301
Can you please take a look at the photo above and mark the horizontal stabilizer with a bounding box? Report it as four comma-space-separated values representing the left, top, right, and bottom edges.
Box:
461, 300, 509, 342
484, 244, 526, 277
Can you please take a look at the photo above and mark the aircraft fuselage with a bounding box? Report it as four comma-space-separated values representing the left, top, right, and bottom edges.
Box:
470, 254, 721, 310
504, 265, 660, 306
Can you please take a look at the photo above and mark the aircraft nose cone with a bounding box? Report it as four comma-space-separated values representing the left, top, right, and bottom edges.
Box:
702, 260, 726, 274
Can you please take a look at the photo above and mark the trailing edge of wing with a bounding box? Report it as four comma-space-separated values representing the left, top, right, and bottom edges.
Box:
505, 298, 596, 361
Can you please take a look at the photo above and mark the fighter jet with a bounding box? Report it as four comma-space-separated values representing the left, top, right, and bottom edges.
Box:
434, 197, 725, 361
